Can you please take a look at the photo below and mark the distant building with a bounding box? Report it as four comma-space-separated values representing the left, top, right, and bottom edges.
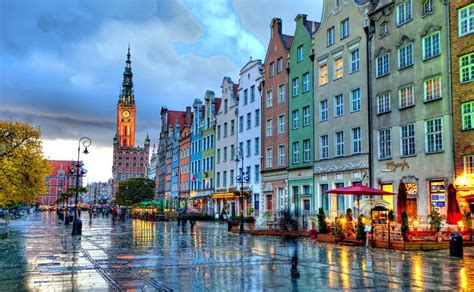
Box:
178, 108, 193, 203
111, 47, 150, 200
37, 160, 75, 206
86, 182, 110, 204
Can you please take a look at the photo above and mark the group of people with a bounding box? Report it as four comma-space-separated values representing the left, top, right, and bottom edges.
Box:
56, 207, 78, 225
55, 204, 129, 224
111, 205, 127, 222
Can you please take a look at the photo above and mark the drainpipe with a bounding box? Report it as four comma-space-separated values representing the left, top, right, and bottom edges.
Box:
446, 2, 455, 184
364, 24, 373, 188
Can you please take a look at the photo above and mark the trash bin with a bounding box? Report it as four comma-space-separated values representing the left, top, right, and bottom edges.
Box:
450, 232, 463, 257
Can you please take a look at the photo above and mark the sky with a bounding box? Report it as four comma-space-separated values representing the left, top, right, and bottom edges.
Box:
0, 0, 322, 183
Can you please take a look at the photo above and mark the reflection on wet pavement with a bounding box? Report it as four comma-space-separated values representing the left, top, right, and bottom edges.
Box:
1, 212, 473, 290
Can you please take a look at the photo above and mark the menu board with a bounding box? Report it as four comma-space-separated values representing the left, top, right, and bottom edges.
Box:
430, 181, 446, 215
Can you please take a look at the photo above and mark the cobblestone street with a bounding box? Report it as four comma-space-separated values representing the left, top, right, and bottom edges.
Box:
1, 212, 473, 291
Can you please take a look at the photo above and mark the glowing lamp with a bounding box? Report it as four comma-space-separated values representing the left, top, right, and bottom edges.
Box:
458, 221, 464, 231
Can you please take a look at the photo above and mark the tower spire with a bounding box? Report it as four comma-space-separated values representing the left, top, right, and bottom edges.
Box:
119, 45, 134, 104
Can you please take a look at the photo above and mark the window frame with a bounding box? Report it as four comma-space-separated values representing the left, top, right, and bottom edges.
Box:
396, 0, 412, 27
398, 43, 414, 69
350, 88, 361, 112
335, 131, 344, 157
266, 119, 273, 137
400, 123, 416, 157
278, 114, 285, 134
303, 106, 310, 127
376, 92, 391, 114
278, 145, 285, 166
319, 63, 328, 86
378, 128, 392, 160
297, 45, 304, 63
460, 53, 474, 83
424, 76, 442, 102
320, 100, 328, 122
303, 139, 311, 162
334, 94, 344, 117
425, 117, 443, 153
292, 142, 300, 164
292, 77, 299, 97
458, 4, 474, 37
399, 84, 415, 109
320, 135, 329, 160
376, 53, 390, 78
350, 48, 360, 73
462, 101, 474, 130
422, 31, 440, 60
266, 90, 273, 108
351, 127, 362, 154
327, 26, 335, 46
292, 110, 299, 129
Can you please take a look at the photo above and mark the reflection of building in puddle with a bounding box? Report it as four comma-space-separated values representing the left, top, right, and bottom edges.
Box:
132, 219, 156, 248
340, 248, 349, 288
411, 255, 423, 288
459, 267, 471, 290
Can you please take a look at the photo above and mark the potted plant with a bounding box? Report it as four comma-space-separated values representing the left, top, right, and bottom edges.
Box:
247, 216, 256, 230
317, 208, 328, 234
356, 215, 366, 244
401, 211, 409, 241
428, 207, 442, 242
331, 217, 345, 242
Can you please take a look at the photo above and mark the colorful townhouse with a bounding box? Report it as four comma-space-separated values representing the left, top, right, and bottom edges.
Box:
261, 18, 293, 216
450, 1, 473, 212
170, 121, 181, 204
178, 107, 193, 207
214, 77, 239, 217
190, 98, 204, 210
38, 160, 74, 206
313, 0, 372, 217
287, 14, 320, 218
237, 59, 263, 216
369, 0, 454, 218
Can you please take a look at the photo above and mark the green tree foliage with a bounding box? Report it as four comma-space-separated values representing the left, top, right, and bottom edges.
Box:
0, 121, 51, 208
116, 178, 155, 206
317, 207, 328, 234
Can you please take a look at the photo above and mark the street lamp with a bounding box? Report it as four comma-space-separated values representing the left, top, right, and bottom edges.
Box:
234, 147, 249, 234
70, 136, 91, 236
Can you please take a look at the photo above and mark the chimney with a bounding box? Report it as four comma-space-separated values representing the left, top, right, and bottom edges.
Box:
271, 18, 282, 38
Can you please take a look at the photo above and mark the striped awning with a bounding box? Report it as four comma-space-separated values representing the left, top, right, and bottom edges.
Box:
212, 193, 236, 199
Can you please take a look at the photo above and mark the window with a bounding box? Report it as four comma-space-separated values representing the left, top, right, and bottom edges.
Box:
303, 139, 311, 162
320, 135, 329, 159
269, 62, 275, 77
254, 137, 260, 155
297, 45, 304, 62
459, 4, 474, 36
278, 84, 285, 103
266, 119, 273, 137
319, 64, 328, 85
423, 0, 433, 15
426, 118, 443, 153
303, 106, 310, 126
277, 57, 283, 73
216, 172, 220, 187
217, 149, 221, 164
334, 94, 344, 117
223, 147, 227, 162
250, 86, 255, 102
230, 145, 234, 160
292, 77, 299, 97
239, 116, 244, 133
320, 100, 328, 121
292, 142, 300, 164
335, 131, 344, 157
279, 145, 285, 166
401, 124, 416, 156
350, 49, 360, 73
217, 125, 221, 140
462, 101, 474, 130
352, 127, 361, 154
378, 129, 391, 159
424, 76, 441, 101
398, 43, 413, 69
266, 90, 273, 107
334, 57, 343, 79
464, 155, 474, 174
341, 18, 349, 39
255, 165, 260, 183
350, 88, 361, 112
302, 72, 310, 93
399, 84, 414, 108
239, 142, 244, 157
278, 115, 285, 133
377, 92, 391, 114
376, 53, 390, 77
423, 31, 440, 60
246, 140, 251, 157
292, 110, 299, 129
246, 113, 251, 130
231, 120, 235, 135
224, 99, 228, 113
380, 21, 389, 37
230, 170, 234, 186
327, 26, 335, 46
223, 171, 227, 187
460, 53, 474, 83
244, 89, 248, 105
255, 109, 260, 127
397, 0, 412, 26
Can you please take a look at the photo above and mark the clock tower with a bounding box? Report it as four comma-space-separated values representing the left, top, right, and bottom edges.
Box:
117, 46, 136, 147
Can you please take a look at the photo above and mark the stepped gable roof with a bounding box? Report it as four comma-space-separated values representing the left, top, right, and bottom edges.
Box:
48, 160, 72, 177
282, 34, 294, 50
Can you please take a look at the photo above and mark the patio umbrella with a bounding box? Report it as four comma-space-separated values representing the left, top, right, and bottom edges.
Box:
324, 185, 395, 217
356, 197, 390, 213
397, 182, 407, 223
446, 183, 462, 224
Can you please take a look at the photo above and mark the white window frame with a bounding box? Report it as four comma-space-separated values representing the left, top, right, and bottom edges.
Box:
277, 57, 283, 73
303, 139, 311, 162
303, 72, 310, 93
424, 76, 442, 101
377, 92, 391, 114
320, 135, 329, 160
460, 53, 474, 83
269, 62, 275, 77
458, 4, 474, 37
292, 142, 300, 164
350, 88, 361, 112
423, 0, 433, 15
464, 155, 474, 175
351, 127, 362, 154
278, 115, 285, 134
398, 43, 413, 69
320, 100, 328, 121
266, 148, 273, 168
266, 90, 273, 108
425, 117, 443, 153
297, 45, 304, 63
334, 94, 344, 117
376, 53, 390, 77
303, 106, 310, 127
266, 119, 273, 137
327, 26, 335, 46
400, 124, 416, 157
462, 101, 474, 130
399, 84, 414, 108
396, 0, 412, 26
335, 131, 344, 157
293, 110, 299, 129
334, 56, 344, 80
378, 129, 391, 160
350, 48, 360, 73
341, 18, 349, 39
292, 77, 299, 97
278, 145, 285, 166
319, 63, 328, 86
278, 83, 285, 103
422, 31, 440, 60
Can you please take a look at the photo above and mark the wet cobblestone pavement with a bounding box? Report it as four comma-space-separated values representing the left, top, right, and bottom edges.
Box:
1, 212, 473, 291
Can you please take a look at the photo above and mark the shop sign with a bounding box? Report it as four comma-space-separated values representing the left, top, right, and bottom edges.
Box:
384, 160, 409, 172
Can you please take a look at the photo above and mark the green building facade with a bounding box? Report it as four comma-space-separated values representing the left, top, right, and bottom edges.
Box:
288, 14, 319, 217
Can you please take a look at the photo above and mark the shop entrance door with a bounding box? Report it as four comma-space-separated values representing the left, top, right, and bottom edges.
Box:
266, 195, 272, 211
407, 199, 417, 218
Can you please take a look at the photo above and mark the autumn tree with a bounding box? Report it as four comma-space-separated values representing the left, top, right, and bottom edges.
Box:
0, 120, 51, 208
116, 177, 155, 206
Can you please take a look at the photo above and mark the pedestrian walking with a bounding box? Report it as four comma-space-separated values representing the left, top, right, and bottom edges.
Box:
68, 207, 74, 224
120, 207, 126, 222
286, 236, 300, 278
88, 207, 93, 223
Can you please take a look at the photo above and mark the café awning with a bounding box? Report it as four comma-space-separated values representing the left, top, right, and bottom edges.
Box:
188, 194, 211, 201
212, 193, 236, 199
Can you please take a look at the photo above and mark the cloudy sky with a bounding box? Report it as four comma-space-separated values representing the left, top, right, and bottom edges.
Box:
0, 0, 322, 183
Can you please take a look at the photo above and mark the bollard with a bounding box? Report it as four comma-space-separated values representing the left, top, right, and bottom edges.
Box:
449, 233, 463, 257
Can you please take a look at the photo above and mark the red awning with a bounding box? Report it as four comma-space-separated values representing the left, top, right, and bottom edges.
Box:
324, 185, 395, 196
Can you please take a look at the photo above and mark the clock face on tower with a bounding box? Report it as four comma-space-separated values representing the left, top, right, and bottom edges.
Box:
122, 110, 130, 118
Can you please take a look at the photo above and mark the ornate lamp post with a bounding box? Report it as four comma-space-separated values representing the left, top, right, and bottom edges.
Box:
70, 137, 91, 236
234, 147, 249, 234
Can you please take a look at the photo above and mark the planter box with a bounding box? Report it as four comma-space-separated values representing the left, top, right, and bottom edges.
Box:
317, 233, 337, 243
440, 231, 471, 241
406, 231, 438, 242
